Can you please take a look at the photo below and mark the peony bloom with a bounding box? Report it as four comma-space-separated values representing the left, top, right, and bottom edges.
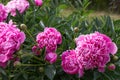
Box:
6, 0, 29, 16
75, 32, 117, 72
61, 32, 117, 77
61, 50, 83, 75
0, 20, 26, 67
35, 27, 62, 64
34, 0, 43, 6
0, 4, 8, 22
36, 32, 47, 49
45, 52, 57, 64
44, 27, 62, 45
36, 27, 62, 53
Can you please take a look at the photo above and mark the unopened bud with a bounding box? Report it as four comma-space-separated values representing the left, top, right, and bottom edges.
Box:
14, 61, 21, 67
112, 55, 119, 61
74, 27, 79, 33
20, 24, 27, 30
108, 63, 116, 71
13, 22, 17, 25
73, 38, 76, 43
39, 67, 44, 72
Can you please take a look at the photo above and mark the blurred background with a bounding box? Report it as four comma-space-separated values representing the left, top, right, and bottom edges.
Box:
1, 0, 120, 12
61, 0, 120, 20
69, 0, 120, 13
72, 0, 120, 19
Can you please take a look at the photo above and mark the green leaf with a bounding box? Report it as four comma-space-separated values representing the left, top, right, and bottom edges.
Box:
58, 4, 68, 10
0, 67, 6, 76
23, 73, 28, 80
65, 29, 72, 40
45, 65, 56, 80
102, 73, 112, 80
60, 74, 73, 80
106, 16, 115, 33
93, 71, 101, 80
0, 67, 8, 80
39, 21, 45, 28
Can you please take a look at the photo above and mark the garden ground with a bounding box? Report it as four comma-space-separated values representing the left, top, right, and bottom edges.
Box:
61, 8, 120, 20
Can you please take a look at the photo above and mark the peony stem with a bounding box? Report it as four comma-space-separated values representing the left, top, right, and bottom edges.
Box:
21, 64, 46, 67
25, 29, 36, 44
20, 52, 42, 61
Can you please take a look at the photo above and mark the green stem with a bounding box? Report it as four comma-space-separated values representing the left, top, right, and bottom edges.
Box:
33, 6, 36, 24
20, 53, 42, 61
25, 29, 36, 44
21, 64, 46, 67
33, 55, 42, 61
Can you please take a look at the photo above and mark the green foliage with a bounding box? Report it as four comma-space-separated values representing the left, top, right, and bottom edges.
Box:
0, 0, 120, 80
45, 65, 56, 80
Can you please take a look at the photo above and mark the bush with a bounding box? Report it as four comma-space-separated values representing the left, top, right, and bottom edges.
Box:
0, 0, 120, 80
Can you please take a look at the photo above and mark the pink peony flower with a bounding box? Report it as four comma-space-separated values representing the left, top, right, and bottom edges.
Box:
75, 32, 117, 55
61, 50, 82, 75
6, 0, 29, 16
34, 0, 43, 6
62, 32, 117, 77
75, 32, 117, 72
108, 63, 116, 71
45, 52, 57, 64
36, 32, 47, 49
36, 27, 62, 53
45, 39, 57, 53
0, 20, 26, 67
0, 4, 8, 22
44, 27, 62, 45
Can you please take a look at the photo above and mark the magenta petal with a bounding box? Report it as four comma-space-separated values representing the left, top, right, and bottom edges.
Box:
78, 69, 84, 78
0, 55, 8, 63
109, 42, 118, 55
0, 62, 7, 68
98, 67, 105, 72
45, 52, 57, 64
34, 0, 43, 6
75, 35, 85, 45
20, 32, 26, 43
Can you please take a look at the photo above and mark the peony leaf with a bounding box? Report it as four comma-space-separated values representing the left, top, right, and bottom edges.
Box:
0, 68, 8, 80
45, 65, 56, 80
93, 71, 101, 80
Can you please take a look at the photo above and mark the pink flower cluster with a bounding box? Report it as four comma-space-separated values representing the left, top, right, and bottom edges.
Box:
61, 32, 117, 77
61, 50, 80, 75
33, 27, 62, 64
0, 20, 26, 67
0, 4, 8, 22
6, 0, 29, 16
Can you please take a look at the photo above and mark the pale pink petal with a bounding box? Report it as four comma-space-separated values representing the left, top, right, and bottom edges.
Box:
109, 42, 118, 55
0, 55, 8, 63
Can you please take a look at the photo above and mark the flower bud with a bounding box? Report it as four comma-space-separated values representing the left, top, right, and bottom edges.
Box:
20, 24, 27, 30
34, 0, 43, 6
14, 61, 21, 67
73, 38, 77, 43
32, 45, 41, 55
112, 55, 119, 61
74, 27, 79, 33
39, 67, 44, 73
45, 52, 57, 64
108, 63, 116, 71
13, 22, 17, 25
